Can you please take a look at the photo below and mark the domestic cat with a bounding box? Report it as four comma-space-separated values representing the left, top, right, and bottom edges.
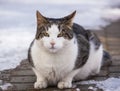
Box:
28, 10, 104, 89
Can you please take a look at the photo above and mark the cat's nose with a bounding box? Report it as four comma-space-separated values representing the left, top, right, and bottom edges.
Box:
50, 42, 55, 46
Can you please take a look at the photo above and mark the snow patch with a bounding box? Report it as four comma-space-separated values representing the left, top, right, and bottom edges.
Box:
102, 8, 120, 22
0, 28, 34, 70
0, 83, 13, 90
77, 77, 120, 91
76, 88, 80, 91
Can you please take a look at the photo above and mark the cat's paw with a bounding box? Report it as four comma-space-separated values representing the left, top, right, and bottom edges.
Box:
58, 81, 72, 89
34, 81, 47, 89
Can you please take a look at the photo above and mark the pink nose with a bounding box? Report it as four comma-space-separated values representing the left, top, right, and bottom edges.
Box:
50, 42, 55, 46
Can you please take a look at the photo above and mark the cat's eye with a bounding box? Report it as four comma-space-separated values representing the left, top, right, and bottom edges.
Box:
44, 32, 49, 37
57, 33, 63, 37
64, 34, 68, 38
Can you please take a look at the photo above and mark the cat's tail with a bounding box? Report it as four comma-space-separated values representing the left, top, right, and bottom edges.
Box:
102, 50, 112, 67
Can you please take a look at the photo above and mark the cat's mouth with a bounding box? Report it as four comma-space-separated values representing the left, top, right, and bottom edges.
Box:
48, 46, 58, 53
49, 47, 56, 50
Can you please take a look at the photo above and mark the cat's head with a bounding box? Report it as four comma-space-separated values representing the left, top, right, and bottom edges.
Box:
35, 10, 76, 53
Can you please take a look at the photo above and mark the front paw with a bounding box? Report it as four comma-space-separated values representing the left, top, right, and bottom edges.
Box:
58, 81, 72, 89
34, 81, 47, 89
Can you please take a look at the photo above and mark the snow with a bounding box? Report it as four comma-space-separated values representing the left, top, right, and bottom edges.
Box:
78, 77, 120, 91
88, 86, 94, 90
0, 83, 13, 90
0, 28, 34, 70
0, 80, 12, 90
76, 88, 81, 91
0, 0, 120, 70
102, 8, 120, 22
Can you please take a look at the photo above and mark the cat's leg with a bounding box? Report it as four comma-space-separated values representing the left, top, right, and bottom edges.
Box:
32, 68, 47, 89
58, 69, 79, 89
75, 43, 103, 80
90, 62, 101, 76
90, 45, 103, 76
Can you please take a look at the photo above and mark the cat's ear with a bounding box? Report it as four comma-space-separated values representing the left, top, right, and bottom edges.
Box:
63, 11, 76, 27
36, 10, 48, 25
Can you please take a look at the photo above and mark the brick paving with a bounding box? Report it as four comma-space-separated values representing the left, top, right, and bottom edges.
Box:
0, 20, 120, 91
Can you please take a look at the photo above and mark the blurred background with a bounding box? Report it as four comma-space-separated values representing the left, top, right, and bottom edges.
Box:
0, 0, 120, 70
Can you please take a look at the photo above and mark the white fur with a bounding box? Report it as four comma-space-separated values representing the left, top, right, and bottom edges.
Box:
31, 24, 103, 89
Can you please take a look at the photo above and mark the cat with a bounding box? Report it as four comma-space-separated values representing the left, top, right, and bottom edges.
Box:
28, 10, 104, 89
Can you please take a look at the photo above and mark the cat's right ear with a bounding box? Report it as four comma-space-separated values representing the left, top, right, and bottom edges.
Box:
62, 11, 76, 27
36, 10, 48, 25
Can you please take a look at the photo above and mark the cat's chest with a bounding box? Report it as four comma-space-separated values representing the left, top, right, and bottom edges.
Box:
31, 42, 78, 74
32, 47, 75, 70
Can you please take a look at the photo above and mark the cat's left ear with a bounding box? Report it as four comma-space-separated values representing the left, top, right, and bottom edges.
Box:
63, 11, 76, 27
36, 10, 48, 25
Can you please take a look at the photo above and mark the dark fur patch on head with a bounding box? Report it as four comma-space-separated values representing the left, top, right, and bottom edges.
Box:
57, 25, 74, 39
35, 24, 51, 39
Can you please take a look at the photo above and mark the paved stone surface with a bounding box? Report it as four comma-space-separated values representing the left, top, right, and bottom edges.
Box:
1, 20, 120, 91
